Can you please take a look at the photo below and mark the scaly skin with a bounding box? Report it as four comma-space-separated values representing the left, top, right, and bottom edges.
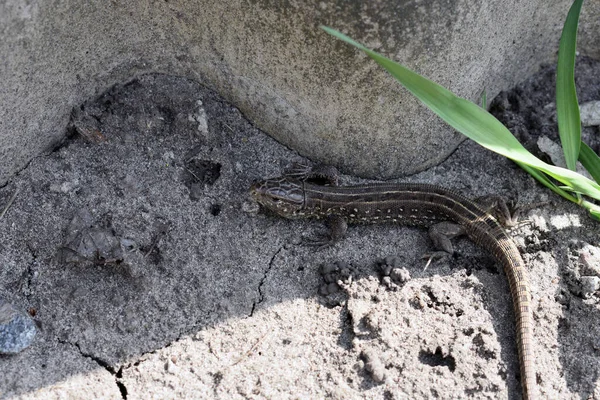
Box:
251, 176, 536, 399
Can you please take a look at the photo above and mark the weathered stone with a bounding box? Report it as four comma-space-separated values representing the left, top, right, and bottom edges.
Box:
580, 101, 600, 127
1, 0, 598, 185
0, 299, 36, 355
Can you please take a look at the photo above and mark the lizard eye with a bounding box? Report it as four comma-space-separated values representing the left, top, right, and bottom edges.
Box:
268, 189, 302, 204
269, 188, 288, 198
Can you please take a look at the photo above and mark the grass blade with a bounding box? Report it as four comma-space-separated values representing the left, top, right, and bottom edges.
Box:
321, 26, 600, 201
516, 162, 578, 203
579, 142, 600, 183
556, 0, 583, 170
589, 208, 600, 221
480, 90, 487, 109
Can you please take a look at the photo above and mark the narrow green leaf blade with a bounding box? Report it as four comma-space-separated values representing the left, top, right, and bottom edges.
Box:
582, 199, 600, 220
579, 141, 600, 183
589, 209, 600, 221
516, 161, 578, 203
321, 26, 600, 201
556, 0, 583, 170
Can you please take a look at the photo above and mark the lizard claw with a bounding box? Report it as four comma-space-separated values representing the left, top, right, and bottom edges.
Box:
421, 251, 450, 271
300, 234, 335, 250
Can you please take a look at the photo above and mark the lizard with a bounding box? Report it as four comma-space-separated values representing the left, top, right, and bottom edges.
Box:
250, 169, 536, 399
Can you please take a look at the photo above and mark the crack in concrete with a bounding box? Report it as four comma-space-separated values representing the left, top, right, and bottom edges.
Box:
58, 339, 128, 399
0, 135, 67, 189
250, 246, 283, 317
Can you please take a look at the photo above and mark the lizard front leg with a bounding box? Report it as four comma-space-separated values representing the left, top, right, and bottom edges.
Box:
423, 221, 466, 270
302, 215, 348, 249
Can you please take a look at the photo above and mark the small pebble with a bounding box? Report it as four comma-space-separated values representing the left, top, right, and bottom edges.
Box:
580, 100, 600, 126
361, 350, 386, 383
579, 245, 600, 276
580, 276, 600, 298
318, 260, 360, 295
0, 299, 36, 354
190, 104, 208, 134
120, 238, 138, 250
319, 282, 341, 296
377, 256, 402, 276
390, 268, 411, 284
381, 276, 394, 289
165, 358, 179, 374
537, 136, 566, 169
377, 257, 410, 285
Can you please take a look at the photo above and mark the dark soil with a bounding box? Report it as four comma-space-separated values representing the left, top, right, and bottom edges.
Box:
1, 55, 600, 399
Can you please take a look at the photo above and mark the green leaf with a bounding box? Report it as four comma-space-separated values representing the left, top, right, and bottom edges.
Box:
556, 0, 583, 170
589, 209, 600, 221
320, 26, 600, 201
516, 161, 578, 203
582, 198, 600, 220
579, 142, 600, 183
480, 90, 487, 109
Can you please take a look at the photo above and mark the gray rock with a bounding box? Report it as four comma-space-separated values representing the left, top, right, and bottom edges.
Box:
580, 276, 600, 299
1, 0, 599, 185
537, 136, 567, 168
580, 101, 600, 127
0, 299, 36, 355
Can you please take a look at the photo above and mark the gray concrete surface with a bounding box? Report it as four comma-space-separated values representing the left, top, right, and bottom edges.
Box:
1, 0, 599, 186
1, 71, 600, 399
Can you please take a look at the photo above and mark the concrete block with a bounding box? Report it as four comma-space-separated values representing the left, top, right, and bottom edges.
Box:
0, 0, 598, 185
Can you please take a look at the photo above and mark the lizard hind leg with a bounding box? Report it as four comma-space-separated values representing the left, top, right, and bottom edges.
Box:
476, 195, 551, 229
422, 222, 466, 271
428, 221, 466, 253
475, 195, 518, 227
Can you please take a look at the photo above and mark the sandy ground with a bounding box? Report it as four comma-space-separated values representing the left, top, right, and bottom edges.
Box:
1, 58, 600, 399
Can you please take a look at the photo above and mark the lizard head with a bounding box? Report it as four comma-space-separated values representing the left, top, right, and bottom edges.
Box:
250, 177, 305, 218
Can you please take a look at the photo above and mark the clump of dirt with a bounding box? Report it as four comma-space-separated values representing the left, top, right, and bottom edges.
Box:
490, 55, 600, 158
